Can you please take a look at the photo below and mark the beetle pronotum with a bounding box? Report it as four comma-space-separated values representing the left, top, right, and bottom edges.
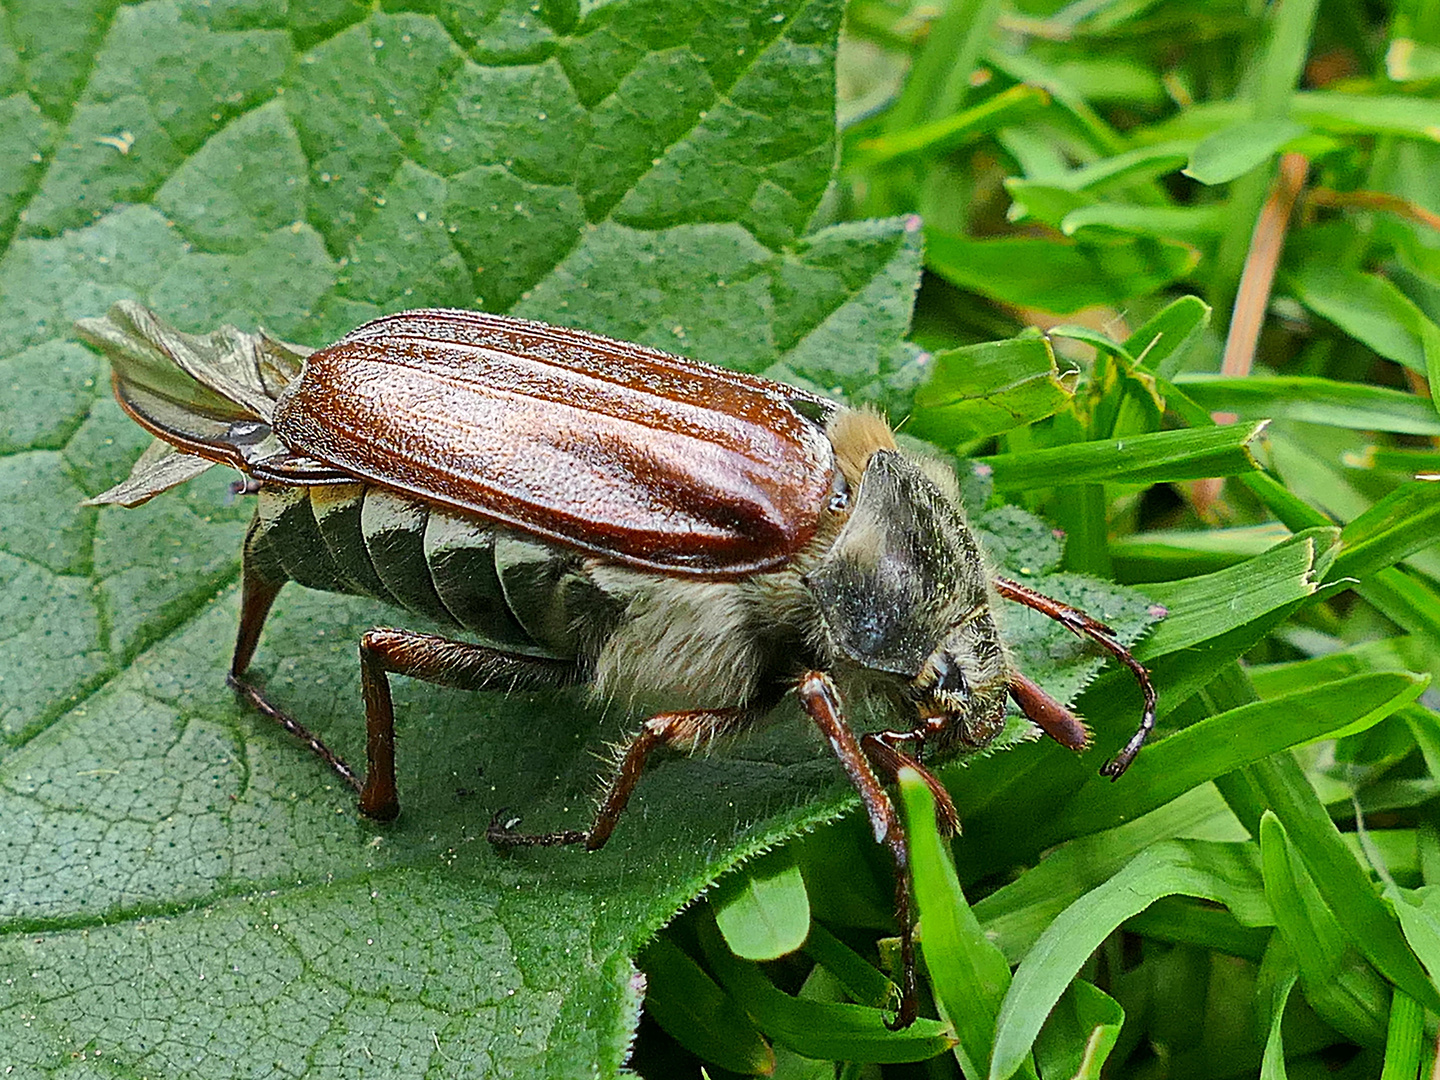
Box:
80, 301, 1155, 1027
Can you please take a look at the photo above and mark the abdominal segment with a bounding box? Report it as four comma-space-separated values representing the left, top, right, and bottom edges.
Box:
244, 482, 620, 659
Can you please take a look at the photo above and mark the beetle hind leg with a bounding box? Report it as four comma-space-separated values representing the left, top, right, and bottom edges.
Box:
226, 561, 371, 796
486, 706, 755, 851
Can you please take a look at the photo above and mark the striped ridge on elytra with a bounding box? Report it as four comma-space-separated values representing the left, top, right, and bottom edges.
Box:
246, 482, 626, 660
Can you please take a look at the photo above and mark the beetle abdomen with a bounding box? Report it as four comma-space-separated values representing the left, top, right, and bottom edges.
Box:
245, 483, 618, 658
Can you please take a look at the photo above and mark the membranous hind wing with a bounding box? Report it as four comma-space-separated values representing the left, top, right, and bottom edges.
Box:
77, 300, 346, 506
270, 310, 839, 575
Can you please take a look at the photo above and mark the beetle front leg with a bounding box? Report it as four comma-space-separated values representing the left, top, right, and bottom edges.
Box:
796, 672, 918, 1030
994, 576, 1157, 777
487, 706, 755, 850
860, 732, 960, 838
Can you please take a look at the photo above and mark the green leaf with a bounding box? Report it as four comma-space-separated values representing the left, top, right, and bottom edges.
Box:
1174, 374, 1440, 435
639, 935, 776, 1075
925, 232, 1200, 314
1391, 886, 1440, 999
989, 841, 1273, 1080
909, 335, 1079, 442
900, 770, 1024, 1080
713, 850, 812, 961
1183, 119, 1308, 185
1137, 529, 1326, 656
976, 421, 1269, 489
0, 2, 957, 1074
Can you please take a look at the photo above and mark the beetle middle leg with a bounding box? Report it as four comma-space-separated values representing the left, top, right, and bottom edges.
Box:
486, 706, 756, 850
859, 730, 960, 837
355, 628, 577, 820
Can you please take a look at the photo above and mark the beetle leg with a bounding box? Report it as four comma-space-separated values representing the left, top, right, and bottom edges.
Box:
993, 576, 1157, 778
231, 564, 284, 679
860, 733, 960, 838
796, 672, 917, 1030
225, 563, 371, 796
487, 707, 755, 851
357, 628, 576, 821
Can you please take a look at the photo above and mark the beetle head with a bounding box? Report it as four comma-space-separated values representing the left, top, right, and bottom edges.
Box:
805, 449, 1008, 750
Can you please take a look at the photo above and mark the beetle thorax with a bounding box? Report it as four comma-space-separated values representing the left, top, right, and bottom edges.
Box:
805, 443, 1011, 749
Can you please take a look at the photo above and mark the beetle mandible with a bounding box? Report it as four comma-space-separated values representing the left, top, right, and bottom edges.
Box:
80, 301, 1156, 1027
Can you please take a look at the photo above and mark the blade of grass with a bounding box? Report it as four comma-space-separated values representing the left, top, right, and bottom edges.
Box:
639, 935, 776, 1076
974, 786, 1261, 962
1257, 937, 1301, 1080
695, 913, 957, 1064
801, 923, 897, 1011
855, 85, 1049, 167
1174, 374, 1440, 435
988, 841, 1276, 1080
1206, 665, 1440, 1013
1260, 812, 1390, 1047
900, 770, 1032, 1080
1123, 896, 1272, 961
1184, 119, 1307, 185
1292, 91, 1440, 138
1380, 990, 1425, 1080
1288, 264, 1440, 387
1032, 980, 1124, 1080
1040, 672, 1427, 847
1326, 480, 1440, 584
976, 421, 1268, 489
1127, 295, 1213, 378
1344, 445, 1440, 476
884, 0, 1003, 130
1138, 529, 1330, 657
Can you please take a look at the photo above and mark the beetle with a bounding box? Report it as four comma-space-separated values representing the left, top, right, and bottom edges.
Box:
79, 301, 1155, 1028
